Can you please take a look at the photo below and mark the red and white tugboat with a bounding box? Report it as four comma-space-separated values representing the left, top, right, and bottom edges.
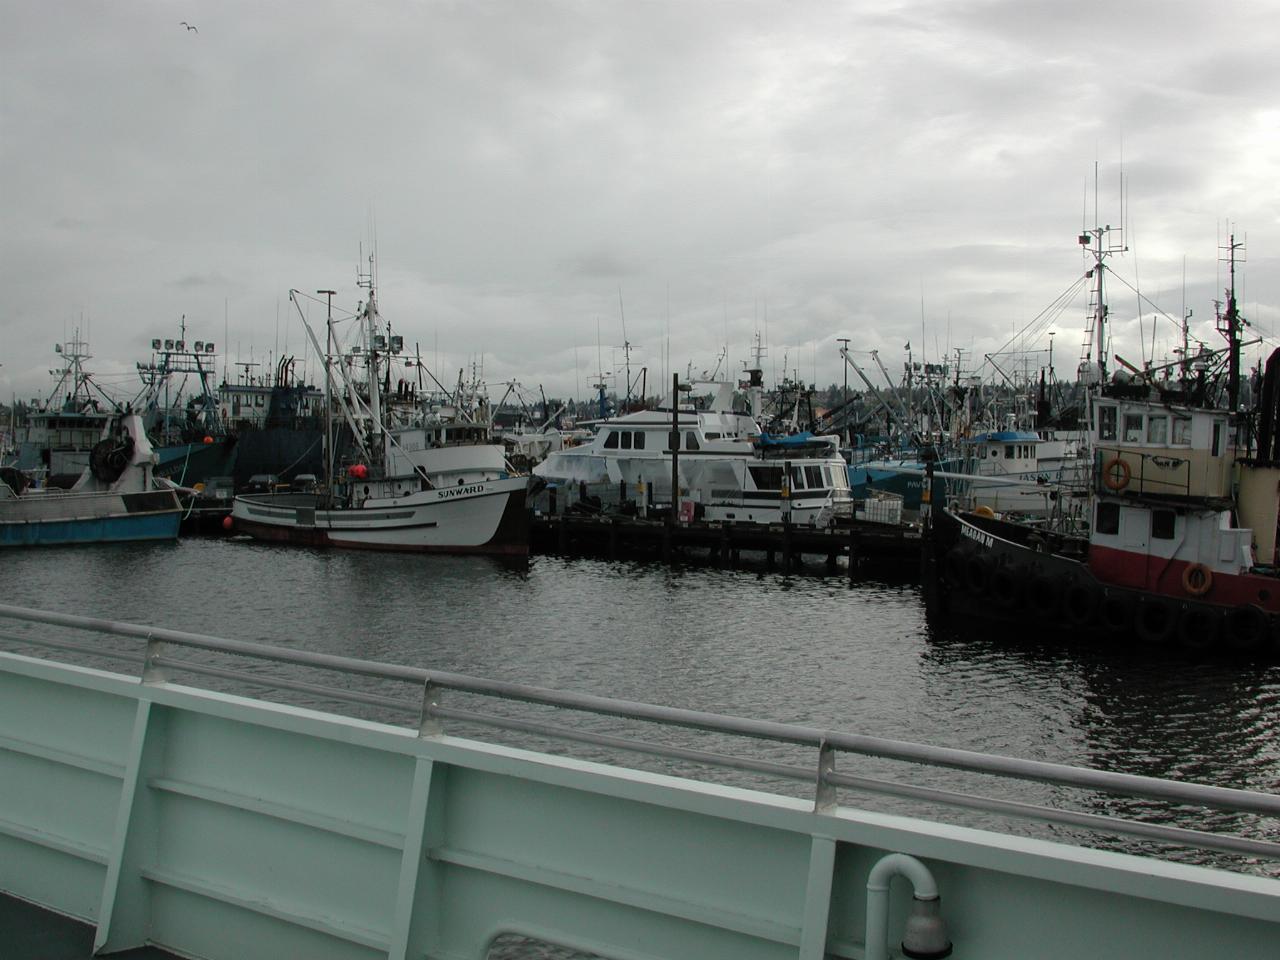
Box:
925, 231, 1280, 658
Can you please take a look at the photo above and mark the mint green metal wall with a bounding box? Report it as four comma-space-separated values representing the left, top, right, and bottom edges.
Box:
1, 649, 1278, 960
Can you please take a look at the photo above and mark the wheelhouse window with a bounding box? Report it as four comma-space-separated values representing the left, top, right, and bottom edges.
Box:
620, 432, 632, 450
1098, 406, 1117, 442
1096, 501, 1120, 535
1005, 445, 1015, 458
685, 431, 700, 451
603, 431, 619, 449
1172, 417, 1191, 445
633, 431, 645, 450
1122, 413, 1143, 443
804, 465, 824, 488
1151, 509, 1176, 540
1146, 416, 1168, 445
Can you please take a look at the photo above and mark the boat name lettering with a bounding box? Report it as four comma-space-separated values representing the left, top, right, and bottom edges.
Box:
437, 484, 485, 500
961, 524, 994, 549
1150, 456, 1187, 470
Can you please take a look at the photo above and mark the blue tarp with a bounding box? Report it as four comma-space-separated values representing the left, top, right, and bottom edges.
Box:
757, 431, 820, 447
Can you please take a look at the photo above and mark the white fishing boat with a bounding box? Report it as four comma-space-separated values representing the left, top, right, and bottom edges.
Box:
0, 412, 182, 546
231, 265, 529, 555
534, 379, 853, 525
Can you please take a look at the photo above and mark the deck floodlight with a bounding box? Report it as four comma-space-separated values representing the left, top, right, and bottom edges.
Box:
152, 339, 162, 350
194, 341, 204, 352
373, 335, 387, 350
176, 341, 185, 351
164, 339, 174, 350
390, 335, 403, 354
206, 343, 215, 353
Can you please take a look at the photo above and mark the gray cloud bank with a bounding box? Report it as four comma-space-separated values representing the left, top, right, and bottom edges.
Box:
2, 0, 1277, 405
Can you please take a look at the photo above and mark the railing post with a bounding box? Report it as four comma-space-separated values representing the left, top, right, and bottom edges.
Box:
815, 739, 836, 812
141, 634, 167, 685
418, 679, 443, 737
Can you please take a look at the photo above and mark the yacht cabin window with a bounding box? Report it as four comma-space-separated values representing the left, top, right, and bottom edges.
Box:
685, 431, 700, 451
603, 431, 619, 449
1098, 406, 1118, 441
748, 465, 782, 490
1123, 413, 1143, 443
620, 432, 632, 450
1005, 445, 1015, 458
633, 432, 645, 449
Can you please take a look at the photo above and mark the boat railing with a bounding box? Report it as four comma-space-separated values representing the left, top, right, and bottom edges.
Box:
1, 601, 1278, 866
1095, 444, 1195, 497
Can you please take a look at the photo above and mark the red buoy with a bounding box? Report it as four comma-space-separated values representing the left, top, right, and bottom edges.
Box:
221, 515, 233, 531
203, 435, 214, 444
348, 463, 369, 479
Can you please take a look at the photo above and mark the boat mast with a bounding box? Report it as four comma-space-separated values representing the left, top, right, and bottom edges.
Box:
318, 289, 337, 489
744, 333, 765, 422
1217, 233, 1245, 413
357, 253, 383, 465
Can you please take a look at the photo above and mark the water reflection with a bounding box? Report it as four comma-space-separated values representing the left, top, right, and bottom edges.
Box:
1, 539, 1276, 873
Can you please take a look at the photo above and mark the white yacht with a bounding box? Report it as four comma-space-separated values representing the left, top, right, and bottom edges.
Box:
534, 381, 852, 525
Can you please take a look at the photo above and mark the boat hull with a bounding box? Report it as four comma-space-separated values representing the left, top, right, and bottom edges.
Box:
924, 507, 1280, 659
231, 477, 529, 556
0, 489, 182, 547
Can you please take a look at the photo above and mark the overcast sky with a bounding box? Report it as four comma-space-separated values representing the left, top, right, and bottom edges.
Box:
2, 0, 1278, 410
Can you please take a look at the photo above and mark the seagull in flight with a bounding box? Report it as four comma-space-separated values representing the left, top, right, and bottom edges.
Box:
180, 22, 198, 32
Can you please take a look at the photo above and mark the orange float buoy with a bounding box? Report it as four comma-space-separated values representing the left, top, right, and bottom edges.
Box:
348, 463, 369, 479
203, 435, 214, 444
221, 515, 233, 531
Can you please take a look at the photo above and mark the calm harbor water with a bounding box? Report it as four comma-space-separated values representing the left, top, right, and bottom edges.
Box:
3, 537, 1279, 891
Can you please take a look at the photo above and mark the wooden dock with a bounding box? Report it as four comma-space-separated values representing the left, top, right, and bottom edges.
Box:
530, 511, 922, 576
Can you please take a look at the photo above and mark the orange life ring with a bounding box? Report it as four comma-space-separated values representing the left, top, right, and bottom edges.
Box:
1181, 563, 1213, 597
1102, 457, 1131, 491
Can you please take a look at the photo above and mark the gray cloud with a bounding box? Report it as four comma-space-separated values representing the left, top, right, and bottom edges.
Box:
2, 0, 1278, 407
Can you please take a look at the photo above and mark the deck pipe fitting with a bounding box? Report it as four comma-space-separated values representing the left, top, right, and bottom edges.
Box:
865, 853, 953, 960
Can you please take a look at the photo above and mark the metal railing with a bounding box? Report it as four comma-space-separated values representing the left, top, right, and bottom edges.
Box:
1, 601, 1278, 864
1095, 445, 1195, 497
